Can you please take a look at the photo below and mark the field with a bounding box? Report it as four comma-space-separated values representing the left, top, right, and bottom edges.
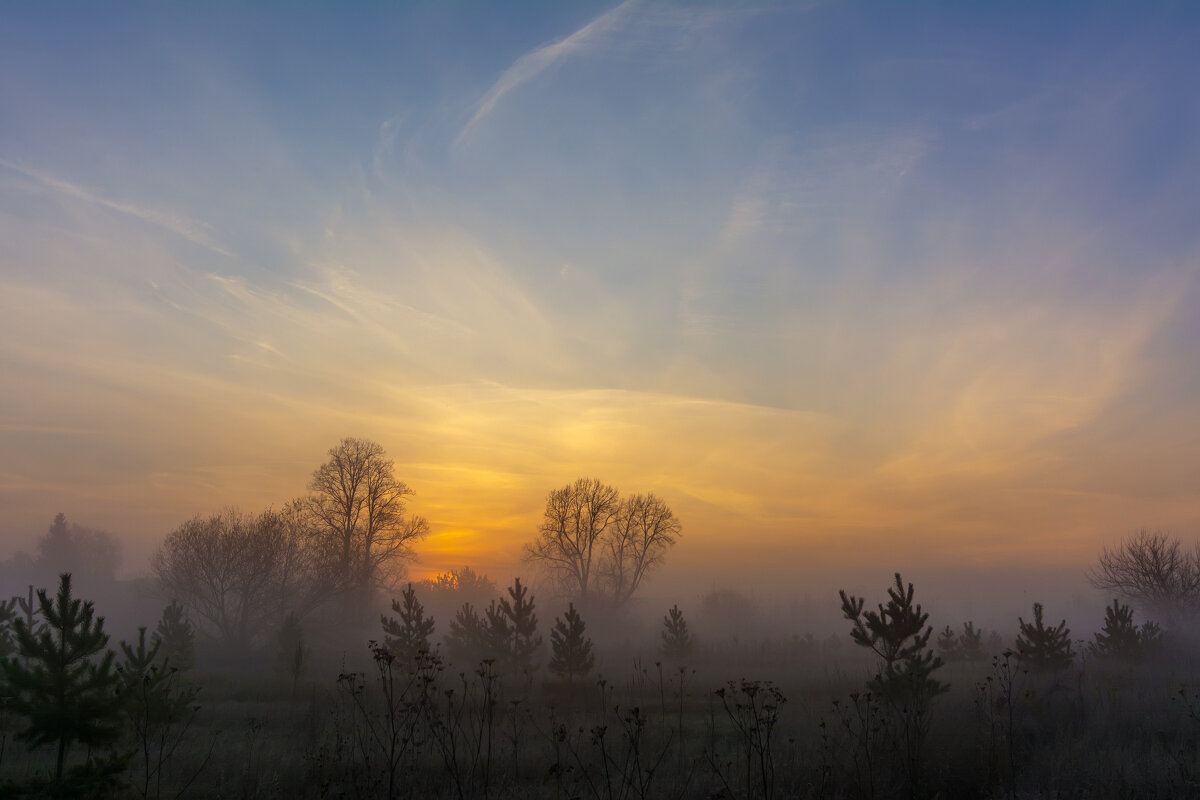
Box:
4, 596, 1200, 800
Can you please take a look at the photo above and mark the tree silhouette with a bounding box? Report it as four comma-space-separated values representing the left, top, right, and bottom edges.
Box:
549, 603, 594, 685
498, 578, 542, 673
0, 574, 124, 782
661, 604, 693, 662
117, 627, 201, 799
1014, 602, 1074, 672
0, 596, 17, 659
444, 602, 487, 666
526, 478, 680, 607
380, 583, 436, 663
152, 600, 195, 673
308, 437, 429, 605
153, 504, 331, 648
839, 574, 947, 702
1089, 529, 1200, 623
1089, 599, 1161, 662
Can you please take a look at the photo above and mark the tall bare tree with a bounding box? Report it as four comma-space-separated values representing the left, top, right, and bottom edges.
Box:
600, 493, 681, 606
307, 437, 428, 600
1089, 529, 1200, 623
525, 479, 680, 608
526, 478, 621, 605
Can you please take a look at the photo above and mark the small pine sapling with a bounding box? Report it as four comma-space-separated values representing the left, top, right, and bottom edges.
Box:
549, 603, 595, 686
0, 574, 125, 783
381, 584, 436, 663
839, 573, 948, 702
957, 622, 985, 661
1089, 599, 1162, 662
484, 599, 514, 663
152, 600, 195, 672
839, 574, 947, 799
1014, 602, 1074, 672
661, 604, 693, 662
498, 577, 542, 673
936, 626, 960, 662
0, 597, 17, 658
274, 612, 310, 692
444, 602, 487, 665
117, 627, 201, 799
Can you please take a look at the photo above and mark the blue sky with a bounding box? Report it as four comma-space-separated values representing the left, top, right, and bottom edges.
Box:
1, 2, 1198, 585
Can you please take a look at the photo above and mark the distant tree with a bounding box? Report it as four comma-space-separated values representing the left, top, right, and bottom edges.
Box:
152, 504, 331, 648
380, 584, 436, 663
1088, 599, 1162, 662
274, 612, 310, 693
444, 602, 487, 666
661, 604, 693, 662
938, 622, 985, 663
35, 513, 122, 585
956, 622, 985, 662
307, 437, 429, 606
415, 566, 499, 613
152, 600, 196, 673
525, 478, 680, 608
1089, 529, 1200, 623
1014, 603, 1074, 672
549, 603, 594, 686
0, 574, 125, 784
936, 626, 959, 661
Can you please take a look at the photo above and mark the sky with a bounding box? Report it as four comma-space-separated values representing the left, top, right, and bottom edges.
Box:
1, 2, 1198, 593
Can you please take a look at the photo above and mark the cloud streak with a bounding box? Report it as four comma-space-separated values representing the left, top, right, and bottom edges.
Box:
454, 1, 637, 147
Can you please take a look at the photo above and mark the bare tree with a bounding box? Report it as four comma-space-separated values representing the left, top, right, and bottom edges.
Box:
1088, 529, 1200, 623
307, 437, 428, 601
599, 493, 681, 606
526, 479, 680, 608
526, 478, 621, 605
152, 504, 331, 648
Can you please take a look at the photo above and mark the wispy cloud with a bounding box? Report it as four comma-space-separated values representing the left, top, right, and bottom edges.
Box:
0, 158, 231, 256
454, 1, 637, 147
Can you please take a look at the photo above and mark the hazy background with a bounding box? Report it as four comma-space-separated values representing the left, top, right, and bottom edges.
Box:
2, 2, 1198, 614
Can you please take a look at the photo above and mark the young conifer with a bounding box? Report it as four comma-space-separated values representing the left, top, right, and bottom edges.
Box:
957, 621, 985, 661
549, 603, 594, 685
0, 597, 17, 659
1089, 599, 1162, 662
117, 627, 201, 799
381, 584, 436, 663
444, 602, 487, 666
936, 625, 960, 661
1014, 602, 1074, 672
661, 604, 693, 662
498, 577, 542, 672
839, 573, 947, 702
1, 574, 124, 781
152, 600, 195, 673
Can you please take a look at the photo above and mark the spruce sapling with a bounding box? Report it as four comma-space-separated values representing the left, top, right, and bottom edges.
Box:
549, 603, 595, 686
1014, 602, 1074, 672
1, 574, 124, 783
152, 600, 195, 673
381, 583, 436, 663
661, 604, 693, 662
